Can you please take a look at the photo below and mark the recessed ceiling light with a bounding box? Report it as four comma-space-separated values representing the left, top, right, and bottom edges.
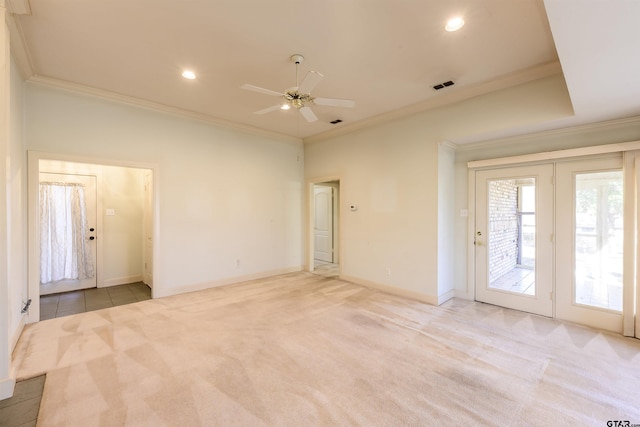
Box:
445, 17, 465, 32
181, 70, 196, 80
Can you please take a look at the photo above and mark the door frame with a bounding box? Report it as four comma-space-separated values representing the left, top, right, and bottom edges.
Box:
313, 185, 334, 263
27, 151, 159, 323
142, 170, 154, 288
307, 176, 341, 274
467, 141, 640, 336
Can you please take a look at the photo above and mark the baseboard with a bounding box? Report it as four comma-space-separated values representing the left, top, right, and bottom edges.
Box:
437, 289, 456, 305
0, 376, 16, 401
454, 289, 474, 301
153, 266, 303, 298
340, 275, 439, 305
100, 275, 144, 288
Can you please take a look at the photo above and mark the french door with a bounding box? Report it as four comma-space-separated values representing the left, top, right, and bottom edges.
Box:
475, 165, 554, 317
475, 156, 624, 332
555, 157, 623, 332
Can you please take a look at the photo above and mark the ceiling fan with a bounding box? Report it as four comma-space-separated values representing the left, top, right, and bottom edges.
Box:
241, 54, 355, 122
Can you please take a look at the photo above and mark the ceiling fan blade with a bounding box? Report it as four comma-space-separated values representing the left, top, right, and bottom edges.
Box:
314, 97, 356, 108
254, 104, 283, 115
298, 71, 324, 94
299, 106, 318, 122
241, 84, 284, 97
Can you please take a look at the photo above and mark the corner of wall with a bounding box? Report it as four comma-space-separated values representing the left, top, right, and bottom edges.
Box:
342, 275, 439, 306
437, 289, 456, 305
9, 315, 26, 354
0, 376, 16, 401
153, 266, 303, 299
437, 141, 456, 297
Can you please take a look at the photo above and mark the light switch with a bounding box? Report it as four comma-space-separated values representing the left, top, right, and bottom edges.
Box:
460, 209, 468, 217
106, 209, 116, 216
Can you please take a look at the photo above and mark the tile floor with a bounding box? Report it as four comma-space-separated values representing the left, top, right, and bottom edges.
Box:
0, 375, 45, 427
40, 282, 152, 320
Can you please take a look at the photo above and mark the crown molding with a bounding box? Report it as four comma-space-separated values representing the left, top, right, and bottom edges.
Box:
455, 115, 640, 153
303, 61, 563, 145
467, 139, 640, 169
5, 5, 34, 78
27, 76, 303, 145
438, 140, 458, 151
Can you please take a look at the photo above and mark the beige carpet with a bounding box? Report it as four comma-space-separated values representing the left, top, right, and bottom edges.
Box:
12, 272, 640, 426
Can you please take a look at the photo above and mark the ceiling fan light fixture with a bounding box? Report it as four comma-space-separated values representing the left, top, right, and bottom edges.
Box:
181, 70, 196, 80
280, 103, 290, 110
445, 16, 465, 32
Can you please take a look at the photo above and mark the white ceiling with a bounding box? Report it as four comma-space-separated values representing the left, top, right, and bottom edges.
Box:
7, 0, 640, 143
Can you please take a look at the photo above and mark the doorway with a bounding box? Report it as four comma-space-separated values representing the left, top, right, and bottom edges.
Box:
311, 180, 340, 278
474, 156, 624, 333
28, 153, 155, 322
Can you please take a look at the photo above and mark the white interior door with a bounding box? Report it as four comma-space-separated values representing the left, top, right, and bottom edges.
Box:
556, 157, 623, 333
39, 172, 97, 295
475, 165, 554, 317
314, 186, 333, 263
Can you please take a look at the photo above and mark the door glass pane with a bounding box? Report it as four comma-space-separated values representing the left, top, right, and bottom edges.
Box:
488, 178, 536, 295
574, 171, 623, 311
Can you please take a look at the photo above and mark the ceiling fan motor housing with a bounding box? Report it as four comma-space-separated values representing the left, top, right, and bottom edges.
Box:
290, 54, 304, 64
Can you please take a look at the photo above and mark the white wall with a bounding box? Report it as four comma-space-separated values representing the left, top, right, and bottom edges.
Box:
101, 165, 145, 286
1, 22, 28, 399
39, 160, 146, 287
26, 83, 304, 298
306, 121, 439, 302
305, 74, 574, 303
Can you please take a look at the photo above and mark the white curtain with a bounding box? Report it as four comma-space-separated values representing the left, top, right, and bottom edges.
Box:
40, 182, 95, 284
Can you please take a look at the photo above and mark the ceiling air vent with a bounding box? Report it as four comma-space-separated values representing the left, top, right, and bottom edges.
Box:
433, 80, 455, 91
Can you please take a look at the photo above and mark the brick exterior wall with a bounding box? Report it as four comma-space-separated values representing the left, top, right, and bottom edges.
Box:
488, 180, 518, 283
